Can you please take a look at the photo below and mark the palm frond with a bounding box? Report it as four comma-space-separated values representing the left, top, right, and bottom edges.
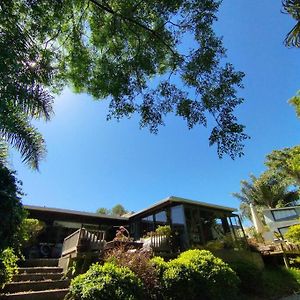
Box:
0, 140, 8, 166
283, 0, 300, 47
0, 108, 46, 170
285, 21, 300, 47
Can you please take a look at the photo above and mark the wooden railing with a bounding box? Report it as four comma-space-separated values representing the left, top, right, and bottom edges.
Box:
282, 243, 300, 254
61, 228, 81, 257
61, 228, 106, 257
150, 233, 170, 253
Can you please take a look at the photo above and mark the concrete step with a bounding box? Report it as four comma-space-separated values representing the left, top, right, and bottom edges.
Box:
2, 279, 70, 294
0, 288, 69, 300
18, 267, 63, 274
18, 259, 58, 268
12, 273, 63, 282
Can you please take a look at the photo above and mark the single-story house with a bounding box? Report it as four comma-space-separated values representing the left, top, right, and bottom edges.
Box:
24, 196, 245, 257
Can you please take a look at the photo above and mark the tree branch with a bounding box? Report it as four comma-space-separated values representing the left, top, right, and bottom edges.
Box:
88, 0, 178, 57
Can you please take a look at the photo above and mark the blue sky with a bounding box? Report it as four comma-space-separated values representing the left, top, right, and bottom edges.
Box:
10, 1, 300, 214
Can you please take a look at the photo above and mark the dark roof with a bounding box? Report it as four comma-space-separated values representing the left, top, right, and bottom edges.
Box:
24, 205, 129, 222
129, 196, 236, 218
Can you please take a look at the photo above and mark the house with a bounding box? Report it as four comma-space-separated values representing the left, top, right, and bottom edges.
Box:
24, 204, 129, 256
129, 196, 245, 250
24, 196, 245, 257
263, 205, 300, 239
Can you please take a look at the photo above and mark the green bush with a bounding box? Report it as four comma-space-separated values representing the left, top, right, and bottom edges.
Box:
229, 260, 263, 295
68, 262, 143, 300
260, 267, 300, 299
285, 224, 300, 244
19, 218, 44, 247
150, 256, 168, 278
155, 225, 172, 237
160, 249, 240, 300
105, 247, 159, 299
0, 248, 19, 288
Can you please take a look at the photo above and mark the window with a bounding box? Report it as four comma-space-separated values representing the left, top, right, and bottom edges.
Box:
155, 211, 167, 224
272, 209, 297, 221
278, 226, 290, 237
141, 215, 154, 234
171, 205, 185, 225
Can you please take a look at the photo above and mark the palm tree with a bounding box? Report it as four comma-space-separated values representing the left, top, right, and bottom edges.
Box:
233, 171, 299, 221
0, 2, 54, 169
283, 0, 300, 47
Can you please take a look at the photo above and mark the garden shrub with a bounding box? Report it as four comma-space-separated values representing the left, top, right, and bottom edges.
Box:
0, 248, 19, 288
285, 224, 300, 244
260, 267, 300, 299
161, 249, 240, 300
229, 260, 263, 295
150, 256, 168, 278
105, 247, 159, 299
19, 218, 44, 247
155, 225, 172, 237
68, 262, 143, 300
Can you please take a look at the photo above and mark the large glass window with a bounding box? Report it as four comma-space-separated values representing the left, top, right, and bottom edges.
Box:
155, 211, 167, 225
272, 209, 297, 221
171, 205, 185, 225
278, 226, 290, 237
171, 205, 188, 250
141, 215, 154, 236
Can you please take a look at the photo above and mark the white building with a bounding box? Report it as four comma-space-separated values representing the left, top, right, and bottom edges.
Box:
263, 206, 300, 239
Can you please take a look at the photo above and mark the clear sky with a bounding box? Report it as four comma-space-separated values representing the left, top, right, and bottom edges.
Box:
10, 1, 300, 214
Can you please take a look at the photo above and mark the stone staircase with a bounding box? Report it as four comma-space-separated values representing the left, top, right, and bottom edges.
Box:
0, 259, 69, 300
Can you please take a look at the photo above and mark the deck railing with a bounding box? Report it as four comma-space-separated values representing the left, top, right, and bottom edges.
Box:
61, 228, 106, 257
150, 233, 170, 253
61, 228, 82, 257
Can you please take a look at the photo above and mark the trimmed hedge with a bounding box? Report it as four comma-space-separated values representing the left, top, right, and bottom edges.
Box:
68, 262, 143, 300
153, 249, 240, 300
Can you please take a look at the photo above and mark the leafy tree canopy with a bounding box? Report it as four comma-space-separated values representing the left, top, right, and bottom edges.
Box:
96, 207, 111, 215
265, 146, 300, 186
96, 204, 128, 216
289, 91, 300, 118
111, 204, 128, 216
0, 162, 27, 252
1, 0, 248, 160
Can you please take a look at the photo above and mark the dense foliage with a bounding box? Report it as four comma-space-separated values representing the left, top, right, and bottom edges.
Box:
0, 162, 26, 252
265, 145, 300, 186
19, 218, 45, 248
229, 260, 263, 295
1, 0, 247, 161
0, 248, 19, 288
289, 91, 300, 118
67, 248, 300, 300
68, 262, 143, 300
151, 250, 239, 300
105, 247, 159, 299
285, 224, 300, 244
0, 1, 54, 168
260, 267, 300, 299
